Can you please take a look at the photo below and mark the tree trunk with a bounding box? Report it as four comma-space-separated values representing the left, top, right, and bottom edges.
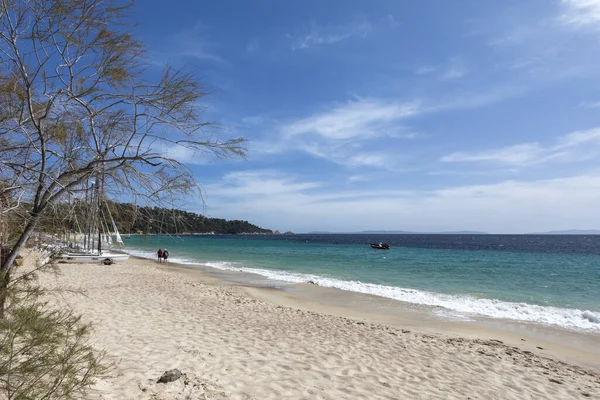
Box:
0, 268, 10, 318
0, 211, 43, 316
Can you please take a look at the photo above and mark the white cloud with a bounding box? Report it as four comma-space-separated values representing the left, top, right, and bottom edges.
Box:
288, 140, 409, 170
347, 153, 393, 168
282, 98, 421, 140
287, 20, 371, 50
560, 0, 600, 28
347, 174, 372, 183
441, 127, 600, 166
163, 144, 214, 165
246, 88, 523, 169
201, 170, 600, 234
442, 143, 543, 165
214, 170, 321, 196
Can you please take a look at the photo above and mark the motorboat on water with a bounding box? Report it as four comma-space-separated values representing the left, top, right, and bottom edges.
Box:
371, 243, 390, 250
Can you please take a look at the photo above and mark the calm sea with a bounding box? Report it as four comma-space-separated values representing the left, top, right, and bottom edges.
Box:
123, 234, 600, 333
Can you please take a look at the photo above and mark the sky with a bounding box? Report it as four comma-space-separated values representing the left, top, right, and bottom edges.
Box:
131, 0, 600, 234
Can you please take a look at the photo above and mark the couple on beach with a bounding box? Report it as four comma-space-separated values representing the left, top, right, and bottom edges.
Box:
157, 248, 169, 264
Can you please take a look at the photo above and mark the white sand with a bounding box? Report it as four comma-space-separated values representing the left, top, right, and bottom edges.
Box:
34, 256, 600, 399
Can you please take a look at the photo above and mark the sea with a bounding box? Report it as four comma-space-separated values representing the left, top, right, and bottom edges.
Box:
122, 234, 600, 334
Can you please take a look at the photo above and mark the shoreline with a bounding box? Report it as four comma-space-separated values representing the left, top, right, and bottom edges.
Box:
34, 253, 600, 399
134, 254, 600, 373
123, 239, 600, 336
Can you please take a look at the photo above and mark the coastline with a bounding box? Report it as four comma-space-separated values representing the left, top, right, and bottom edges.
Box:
35, 254, 600, 399
137, 254, 600, 372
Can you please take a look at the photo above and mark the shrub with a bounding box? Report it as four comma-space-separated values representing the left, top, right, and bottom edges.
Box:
0, 263, 108, 399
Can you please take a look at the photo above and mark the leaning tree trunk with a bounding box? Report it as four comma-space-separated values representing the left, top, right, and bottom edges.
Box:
0, 212, 42, 317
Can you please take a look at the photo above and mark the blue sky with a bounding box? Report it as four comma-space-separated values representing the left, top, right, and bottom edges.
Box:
132, 0, 600, 233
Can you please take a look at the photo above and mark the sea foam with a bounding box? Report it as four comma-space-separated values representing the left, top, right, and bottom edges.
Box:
126, 250, 600, 333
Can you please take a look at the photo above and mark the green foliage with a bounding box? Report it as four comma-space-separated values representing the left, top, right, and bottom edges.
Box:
113, 203, 273, 234
0, 266, 108, 399
0, 0, 247, 278
35, 200, 272, 235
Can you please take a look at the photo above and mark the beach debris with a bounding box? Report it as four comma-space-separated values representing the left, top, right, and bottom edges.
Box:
307, 280, 317, 285
548, 378, 563, 384
157, 368, 182, 383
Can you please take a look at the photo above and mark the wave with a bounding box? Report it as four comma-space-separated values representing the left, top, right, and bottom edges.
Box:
125, 250, 600, 333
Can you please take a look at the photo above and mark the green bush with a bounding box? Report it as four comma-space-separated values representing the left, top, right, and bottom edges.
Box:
0, 265, 108, 399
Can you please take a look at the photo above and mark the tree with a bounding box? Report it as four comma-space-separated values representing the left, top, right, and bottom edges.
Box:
0, 0, 246, 298
0, 261, 108, 399
0, 184, 21, 245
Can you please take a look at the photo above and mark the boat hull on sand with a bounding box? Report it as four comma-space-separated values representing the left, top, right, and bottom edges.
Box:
59, 252, 130, 264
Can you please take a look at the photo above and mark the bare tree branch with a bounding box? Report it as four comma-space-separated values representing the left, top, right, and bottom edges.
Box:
0, 0, 246, 288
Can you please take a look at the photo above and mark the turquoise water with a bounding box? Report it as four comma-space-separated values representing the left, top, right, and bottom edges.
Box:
123, 234, 600, 333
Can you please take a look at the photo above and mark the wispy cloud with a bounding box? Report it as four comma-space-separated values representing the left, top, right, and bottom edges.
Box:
433, 86, 526, 112
163, 144, 229, 165
243, 99, 421, 170
282, 98, 421, 139
163, 145, 201, 164
478, 3, 600, 84
414, 59, 466, 80
214, 170, 322, 197
560, 0, 600, 29
247, 87, 524, 168
441, 127, 600, 166
347, 153, 397, 168
152, 21, 227, 66
287, 20, 371, 50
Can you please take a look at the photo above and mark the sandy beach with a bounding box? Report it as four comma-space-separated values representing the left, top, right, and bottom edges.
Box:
32, 254, 600, 399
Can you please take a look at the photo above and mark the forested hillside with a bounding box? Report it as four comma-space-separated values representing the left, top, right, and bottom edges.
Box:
109, 203, 272, 234
35, 201, 272, 235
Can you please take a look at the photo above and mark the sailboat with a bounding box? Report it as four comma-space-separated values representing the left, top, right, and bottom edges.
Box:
59, 180, 130, 265
59, 250, 129, 265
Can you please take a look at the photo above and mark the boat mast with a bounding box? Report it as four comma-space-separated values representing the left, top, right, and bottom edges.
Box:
96, 170, 103, 256
83, 181, 88, 250
85, 180, 95, 252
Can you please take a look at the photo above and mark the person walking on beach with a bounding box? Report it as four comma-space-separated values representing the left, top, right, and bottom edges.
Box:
162, 249, 169, 264
157, 248, 163, 263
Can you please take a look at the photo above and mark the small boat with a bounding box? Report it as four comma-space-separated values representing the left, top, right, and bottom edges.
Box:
60, 177, 130, 265
371, 243, 390, 250
59, 251, 130, 265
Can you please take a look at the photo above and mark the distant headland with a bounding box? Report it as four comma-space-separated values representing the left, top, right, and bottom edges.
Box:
308, 230, 490, 235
